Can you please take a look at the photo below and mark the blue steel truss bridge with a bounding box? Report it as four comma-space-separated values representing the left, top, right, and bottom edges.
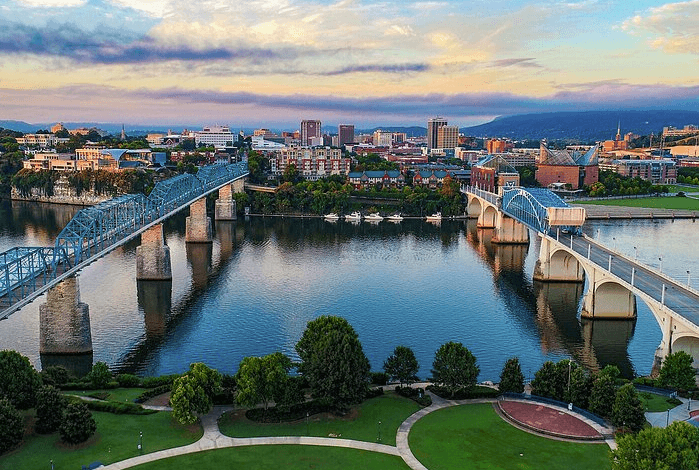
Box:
0, 162, 248, 320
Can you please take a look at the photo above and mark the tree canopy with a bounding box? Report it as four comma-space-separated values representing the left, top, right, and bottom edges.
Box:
612, 383, 646, 433
383, 346, 419, 387
171, 363, 222, 425
659, 351, 696, 391
236, 352, 293, 414
0, 350, 42, 409
296, 316, 370, 409
612, 421, 699, 470
430, 341, 479, 395
60, 402, 96, 444
498, 357, 525, 393
0, 398, 23, 455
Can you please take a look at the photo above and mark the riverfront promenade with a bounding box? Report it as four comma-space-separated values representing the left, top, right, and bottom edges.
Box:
571, 203, 698, 219
100, 388, 615, 470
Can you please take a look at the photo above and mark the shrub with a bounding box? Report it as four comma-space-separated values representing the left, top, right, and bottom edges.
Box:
116, 374, 141, 387
41, 366, 73, 387
427, 384, 499, 400
60, 402, 96, 444
87, 362, 112, 389
134, 384, 170, 403
141, 374, 181, 389
366, 387, 384, 399
395, 386, 431, 407
370, 372, 389, 386
35, 385, 67, 434
0, 398, 23, 454
68, 396, 156, 415
632, 377, 659, 388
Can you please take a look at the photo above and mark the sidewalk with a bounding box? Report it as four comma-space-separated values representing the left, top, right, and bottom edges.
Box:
645, 397, 697, 428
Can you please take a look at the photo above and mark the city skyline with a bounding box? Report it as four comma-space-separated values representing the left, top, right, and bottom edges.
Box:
1, 0, 698, 127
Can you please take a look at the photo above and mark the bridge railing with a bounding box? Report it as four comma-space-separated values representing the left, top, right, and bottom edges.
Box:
462, 185, 500, 206
0, 247, 71, 309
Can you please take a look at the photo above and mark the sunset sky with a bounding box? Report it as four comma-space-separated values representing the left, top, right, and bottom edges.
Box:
1, 0, 698, 129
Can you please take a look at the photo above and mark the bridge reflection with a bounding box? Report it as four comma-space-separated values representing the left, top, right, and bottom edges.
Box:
464, 220, 636, 377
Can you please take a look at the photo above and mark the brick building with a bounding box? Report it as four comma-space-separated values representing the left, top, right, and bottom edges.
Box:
536, 144, 599, 190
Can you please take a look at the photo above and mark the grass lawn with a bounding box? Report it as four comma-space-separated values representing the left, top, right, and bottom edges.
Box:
0, 410, 202, 470
63, 387, 145, 403
576, 196, 699, 210
638, 392, 682, 412
219, 391, 421, 446
131, 445, 411, 470
667, 185, 699, 194
409, 404, 611, 470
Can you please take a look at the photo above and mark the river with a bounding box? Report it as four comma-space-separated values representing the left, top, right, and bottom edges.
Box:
1, 199, 695, 381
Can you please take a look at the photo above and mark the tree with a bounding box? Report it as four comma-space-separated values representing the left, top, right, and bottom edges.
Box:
498, 357, 525, 393
236, 352, 293, 414
659, 351, 696, 391
0, 350, 42, 409
60, 402, 96, 444
612, 383, 646, 433
612, 421, 699, 470
296, 316, 370, 409
171, 363, 222, 425
431, 341, 479, 396
588, 373, 615, 418
35, 385, 67, 434
531, 361, 564, 400
566, 366, 593, 409
40, 365, 72, 387
0, 398, 23, 455
282, 163, 299, 184
88, 361, 112, 389
383, 346, 419, 387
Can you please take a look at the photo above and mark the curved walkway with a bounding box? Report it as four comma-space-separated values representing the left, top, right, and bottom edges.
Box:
102, 392, 615, 470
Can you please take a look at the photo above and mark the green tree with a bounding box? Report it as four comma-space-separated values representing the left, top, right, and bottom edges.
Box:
171, 363, 222, 425
588, 373, 616, 418
431, 341, 479, 396
566, 366, 592, 409
612, 383, 646, 433
35, 385, 67, 434
59, 402, 96, 444
0, 350, 42, 409
498, 357, 525, 393
88, 361, 112, 389
612, 421, 699, 470
40, 365, 72, 387
296, 316, 370, 409
659, 351, 696, 391
531, 361, 564, 400
236, 352, 293, 414
0, 398, 23, 455
383, 346, 419, 387
282, 163, 300, 184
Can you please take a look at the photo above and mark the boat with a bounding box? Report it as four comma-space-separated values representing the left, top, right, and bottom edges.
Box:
387, 213, 403, 222
344, 211, 362, 221
425, 212, 442, 221
324, 213, 340, 221
365, 212, 384, 222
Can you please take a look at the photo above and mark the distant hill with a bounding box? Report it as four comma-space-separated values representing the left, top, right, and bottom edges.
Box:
0, 120, 176, 135
460, 110, 699, 141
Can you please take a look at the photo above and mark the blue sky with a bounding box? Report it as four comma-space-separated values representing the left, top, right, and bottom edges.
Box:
0, 0, 698, 128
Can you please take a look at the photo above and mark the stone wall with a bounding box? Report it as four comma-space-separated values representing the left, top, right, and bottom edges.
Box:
11, 175, 110, 206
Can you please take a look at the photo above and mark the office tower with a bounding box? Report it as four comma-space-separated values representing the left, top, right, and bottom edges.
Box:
338, 124, 355, 146
427, 117, 447, 150
301, 120, 321, 146
437, 125, 459, 149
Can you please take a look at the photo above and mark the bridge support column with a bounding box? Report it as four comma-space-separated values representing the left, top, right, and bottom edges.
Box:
477, 205, 498, 228
39, 276, 92, 355
136, 224, 172, 280
215, 184, 237, 221
466, 196, 481, 219
581, 276, 637, 319
492, 213, 529, 244
533, 236, 584, 282
231, 177, 245, 193
185, 198, 212, 243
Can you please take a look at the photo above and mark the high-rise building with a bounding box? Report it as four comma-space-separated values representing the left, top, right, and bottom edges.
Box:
373, 129, 393, 147
338, 124, 355, 146
427, 117, 447, 150
301, 120, 322, 146
437, 125, 459, 149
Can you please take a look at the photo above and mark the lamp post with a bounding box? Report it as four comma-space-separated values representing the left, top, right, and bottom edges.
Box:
306, 411, 309, 435
138, 431, 143, 453
633, 246, 637, 261
378, 421, 382, 442
612, 237, 616, 251
659, 256, 663, 273
50, 460, 54, 470
688, 270, 691, 287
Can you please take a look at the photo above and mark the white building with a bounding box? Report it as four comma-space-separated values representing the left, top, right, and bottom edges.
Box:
194, 126, 235, 147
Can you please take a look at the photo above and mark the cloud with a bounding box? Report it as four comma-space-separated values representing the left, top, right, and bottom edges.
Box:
621, 0, 699, 54
488, 58, 542, 68
12, 0, 87, 6
320, 63, 430, 75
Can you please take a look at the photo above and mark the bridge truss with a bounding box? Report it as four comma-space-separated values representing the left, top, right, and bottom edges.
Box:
0, 162, 248, 319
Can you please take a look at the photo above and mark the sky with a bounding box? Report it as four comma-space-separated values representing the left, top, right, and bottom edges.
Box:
0, 0, 698, 129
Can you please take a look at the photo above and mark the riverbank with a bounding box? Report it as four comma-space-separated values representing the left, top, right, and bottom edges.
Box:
572, 204, 698, 219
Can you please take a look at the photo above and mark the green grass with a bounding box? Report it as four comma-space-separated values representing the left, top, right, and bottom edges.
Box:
667, 185, 699, 194
576, 196, 699, 210
639, 392, 682, 412
63, 387, 146, 403
0, 410, 202, 470
409, 404, 611, 470
131, 445, 411, 470
219, 391, 421, 446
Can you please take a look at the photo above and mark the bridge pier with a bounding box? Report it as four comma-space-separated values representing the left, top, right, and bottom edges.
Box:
136, 224, 172, 280
215, 183, 237, 221
581, 275, 637, 319
466, 196, 482, 219
533, 236, 584, 282
492, 213, 529, 244
185, 198, 212, 243
137, 280, 172, 337
39, 276, 93, 355
477, 205, 498, 228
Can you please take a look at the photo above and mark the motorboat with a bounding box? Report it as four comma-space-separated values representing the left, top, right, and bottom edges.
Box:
425, 212, 442, 221
344, 211, 362, 221
365, 212, 384, 222
324, 213, 340, 220
387, 213, 403, 222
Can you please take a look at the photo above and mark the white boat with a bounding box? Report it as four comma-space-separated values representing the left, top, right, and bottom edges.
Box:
344, 211, 362, 221
324, 213, 340, 220
365, 212, 384, 222
425, 212, 442, 221
387, 213, 403, 222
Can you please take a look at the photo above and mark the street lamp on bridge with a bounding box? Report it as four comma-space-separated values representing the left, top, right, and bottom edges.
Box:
688, 270, 691, 287
659, 256, 663, 273
633, 246, 637, 261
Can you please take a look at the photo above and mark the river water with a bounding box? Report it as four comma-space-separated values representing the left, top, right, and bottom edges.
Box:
0, 199, 696, 381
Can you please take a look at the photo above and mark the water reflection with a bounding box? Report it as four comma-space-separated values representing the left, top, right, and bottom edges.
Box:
137, 280, 172, 338
40, 352, 93, 378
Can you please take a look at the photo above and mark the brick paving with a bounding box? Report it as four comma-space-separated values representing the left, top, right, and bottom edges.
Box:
499, 401, 602, 439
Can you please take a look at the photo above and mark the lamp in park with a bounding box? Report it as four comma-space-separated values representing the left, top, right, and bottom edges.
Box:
138, 431, 143, 452
50, 460, 54, 470
377, 421, 382, 442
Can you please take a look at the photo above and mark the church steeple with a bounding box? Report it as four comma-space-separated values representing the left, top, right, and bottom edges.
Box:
120, 124, 126, 141
616, 121, 621, 141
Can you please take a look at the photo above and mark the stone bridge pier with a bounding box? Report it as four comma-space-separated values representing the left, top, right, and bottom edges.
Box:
186, 197, 212, 243
467, 194, 529, 244
215, 183, 237, 221
136, 223, 172, 280
39, 276, 92, 355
